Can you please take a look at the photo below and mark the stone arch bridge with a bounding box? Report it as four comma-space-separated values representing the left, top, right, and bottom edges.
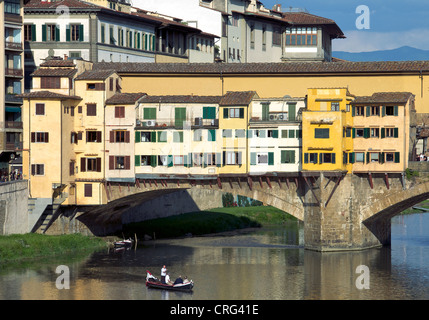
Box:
77, 171, 429, 251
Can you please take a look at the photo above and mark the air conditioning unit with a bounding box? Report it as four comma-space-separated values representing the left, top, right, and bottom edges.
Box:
146, 120, 156, 126
136, 120, 141, 126
269, 114, 278, 121
195, 117, 203, 126
278, 113, 288, 121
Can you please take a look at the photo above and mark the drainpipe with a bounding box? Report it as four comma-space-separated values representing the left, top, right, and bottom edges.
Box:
28, 98, 31, 198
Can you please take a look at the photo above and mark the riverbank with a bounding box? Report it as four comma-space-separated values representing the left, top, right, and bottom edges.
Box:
121, 206, 296, 240
0, 233, 106, 263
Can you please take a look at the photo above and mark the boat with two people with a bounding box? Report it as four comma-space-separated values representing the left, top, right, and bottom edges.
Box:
146, 271, 194, 292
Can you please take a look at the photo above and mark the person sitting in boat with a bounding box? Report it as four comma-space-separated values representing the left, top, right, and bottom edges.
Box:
161, 265, 167, 283
183, 276, 190, 284
165, 272, 173, 285
173, 275, 183, 285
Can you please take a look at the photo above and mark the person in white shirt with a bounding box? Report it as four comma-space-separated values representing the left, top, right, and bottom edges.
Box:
165, 272, 172, 285
161, 265, 167, 283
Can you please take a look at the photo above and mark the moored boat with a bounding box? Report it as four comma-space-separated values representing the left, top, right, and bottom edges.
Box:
146, 271, 194, 292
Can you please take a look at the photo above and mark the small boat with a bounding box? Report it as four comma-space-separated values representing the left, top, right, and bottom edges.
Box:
114, 238, 133, 248
146, 271, 194, 292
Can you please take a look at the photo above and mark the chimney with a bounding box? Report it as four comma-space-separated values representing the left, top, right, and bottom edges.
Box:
273, 4, 281, 12
64, 54, 68, 60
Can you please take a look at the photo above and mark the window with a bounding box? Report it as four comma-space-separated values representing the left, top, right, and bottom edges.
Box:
24, 24, 36, 41
194, 130, 203, 142
370, 128, 379, 138
222, 129, 232, 138
157, 131, 167, 142
235, 129, 246, 138
68, 24, 83, 42
101, 24, 105, 43
205, 153, 217, 166
315, 128, 329, 139
69, 161, 75, 176
227, 108, 244, 118
281, 150, 295, 164
31, 132, 49, 143
115, 106, 125, 118
267, 130, 278, 138
254, 129, 266, 138
143, 108, 156, 120
355, 128, 365, 138
80, 157, 102, 172
5, 0, 20, 14
354, 106, 364, 116
174, 155, 184, 166
137, 131, 155, 142
86, 131, 102, 143
173, 131, 184, 143
43, 24, 59, 42
110, 26, 115, 45
109, 156, 130, 170
262, 25, 266, 51
272, 27, 282, 46
35, 103, 45, 115
193, 153, 204, 166
225, 151, 241, 165
250, 24, 255, 49
257, 153, 268, 164
304, 153, 318, 164
343, 127, 352, 138
158, 155, 168, 166
331, 102, 340, 111
84, 184, 92, 197
286, 27, 317, 46
355, 152, 365, 162
111, 130, 130, 143
385, 105, 398, 116
87, 104, 97, 116
369, 152, 379, 163
86, 83, 105, 91
385, 153, 394, 162
370, 106, 380, 116
41, 77, 60, 89
31, 164, 44, 176
140, 155, 156, 167
384, 127, 398, 138
320, 153, 335, 164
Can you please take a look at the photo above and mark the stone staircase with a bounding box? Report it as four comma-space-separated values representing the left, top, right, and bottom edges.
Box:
29, 194, 67, 233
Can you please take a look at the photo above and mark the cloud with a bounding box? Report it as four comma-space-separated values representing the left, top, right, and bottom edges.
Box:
333, 28, 429, 52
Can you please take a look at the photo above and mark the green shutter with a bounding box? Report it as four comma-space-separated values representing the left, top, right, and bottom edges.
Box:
151, 155, 157, 167
379, 152, 384, 164
364, 128, 370, 139
304, 153, 309, 164
288, 103, 296, 121
382, 106, 386, 117
175, 108, 186, 127
381, 128, 385, 139
282, 130, 288, 138
239, 108, 244, 119
183, 155, 188, 168
366, 106, 370, 117
289, 130, 295, 138
272, 130, 278, 138
268, 152, 274, 165
203, 107, 216, 119
250, 152, 257, 165
366, 152, 370, 164
352, 106, 355, 117
167, 155, 173, 167
352, 128, 356, 138
152, 34, 156, 51
66, 25, 71, 42
135, 131, 141, 142
349, 152, 355, 164
42, 24, 46, 41
216, 153, 222, 167
79, 24, 84, 41
394, 128, 399, 138
55, 25, 60, 42
394, 106, 398, 116
31, 24, 36, 41
144, 108, 156, 120
332, 153, 336, 164
223, 108, 229, 119
135, 155, 140, 166
150, 132, 156, 142
296, 130, 302, 138
394, 152, 400, 163
247, 129, 253, 138
208, 129, 216, 141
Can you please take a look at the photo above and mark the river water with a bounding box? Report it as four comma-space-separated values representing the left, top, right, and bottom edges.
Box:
0, 213, 429, 300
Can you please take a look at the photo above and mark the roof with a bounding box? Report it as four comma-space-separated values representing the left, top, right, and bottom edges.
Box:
75, 70, 117, 81
105, 92, 147, 105
18, 90, 82, 100
352, 92, 415, 105
24, 0, 100, 10
92, 61, 429, 75
138, 95, 222, 104
40, 59, 76, 67
31, 68, 77, 77
219, 91, 259, 106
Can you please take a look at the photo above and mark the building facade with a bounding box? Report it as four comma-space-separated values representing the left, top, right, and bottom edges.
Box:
1, 0, 25, 172
135, 0, 344, 63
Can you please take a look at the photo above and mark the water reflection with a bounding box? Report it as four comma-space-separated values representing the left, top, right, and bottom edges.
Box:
1, 215, 429, 299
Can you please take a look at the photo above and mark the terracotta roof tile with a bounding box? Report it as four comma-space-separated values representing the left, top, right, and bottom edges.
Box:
138, 95, 222, 104
352, 92, 415, 104
24, 0, 100, 9
39, 59, 76, 67
31, 68, 77, 77
219, 91, 259, 106
18, 90, 82, 100
105, 92, 147, 105
93, 61, 429, 75
75, 70, 117, 80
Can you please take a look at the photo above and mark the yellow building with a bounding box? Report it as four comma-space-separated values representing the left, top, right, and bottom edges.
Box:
218, 91, 258, 175
302, 88, 354, 172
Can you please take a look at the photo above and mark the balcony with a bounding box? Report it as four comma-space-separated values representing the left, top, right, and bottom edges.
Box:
136, 118, 219, 129
5, 94, 22, 104
5, 41, 23, 51
5, 142, 23, 151
5, 68, 23, 78
5, 121, 23, 129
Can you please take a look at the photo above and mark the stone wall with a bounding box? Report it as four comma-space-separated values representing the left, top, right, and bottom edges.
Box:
0, 181, 28, 235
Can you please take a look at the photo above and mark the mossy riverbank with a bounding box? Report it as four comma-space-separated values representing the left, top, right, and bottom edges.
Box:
0, 233, 106, 263
121, 206, 297, 240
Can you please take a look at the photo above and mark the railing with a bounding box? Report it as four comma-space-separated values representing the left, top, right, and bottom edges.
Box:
5, 142, 23, 151
137, 118, 219, 129
5, 121, 23, 129
5, 41, 23, 51
5, 68, 23, 77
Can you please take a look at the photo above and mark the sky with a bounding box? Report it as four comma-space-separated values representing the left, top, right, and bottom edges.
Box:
261, 0, 429, 52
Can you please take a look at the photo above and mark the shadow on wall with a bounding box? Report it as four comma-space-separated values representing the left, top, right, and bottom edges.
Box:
77, 188, 223, 236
